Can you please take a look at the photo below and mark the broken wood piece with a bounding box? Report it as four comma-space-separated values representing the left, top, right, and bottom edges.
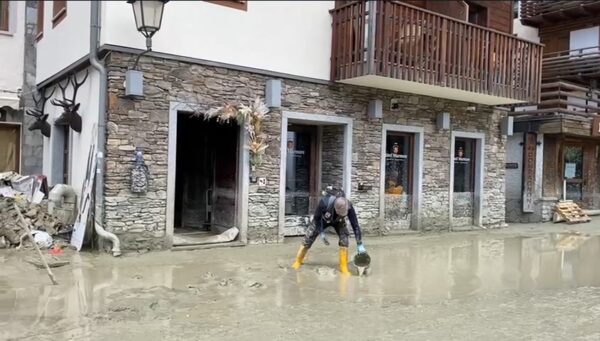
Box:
13, 203, 58, 285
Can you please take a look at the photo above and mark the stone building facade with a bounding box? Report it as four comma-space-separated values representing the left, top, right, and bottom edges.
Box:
103, 52, 507, 250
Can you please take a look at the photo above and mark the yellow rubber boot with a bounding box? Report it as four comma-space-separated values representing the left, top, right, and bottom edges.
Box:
292, 245, 308, 269
339, 247, 351, 276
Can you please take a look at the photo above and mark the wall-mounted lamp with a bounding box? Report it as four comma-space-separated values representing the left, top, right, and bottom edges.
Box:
436, 112, 450, 130
125, 0, 169, 97
501, 116, 514, 136
368, 99, 382, 119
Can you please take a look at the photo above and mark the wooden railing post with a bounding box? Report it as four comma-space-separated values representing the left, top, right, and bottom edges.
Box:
366, 0, 377, 75
440, 19, 447, 86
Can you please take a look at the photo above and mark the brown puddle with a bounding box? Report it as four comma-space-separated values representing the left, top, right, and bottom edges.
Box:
1, 232, 599, 340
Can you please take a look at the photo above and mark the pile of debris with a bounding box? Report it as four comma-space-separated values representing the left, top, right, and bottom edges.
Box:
0, 171, 71, 249
0, 198, 68, 248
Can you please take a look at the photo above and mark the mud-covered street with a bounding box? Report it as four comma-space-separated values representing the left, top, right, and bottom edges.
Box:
2, 221, 600, 341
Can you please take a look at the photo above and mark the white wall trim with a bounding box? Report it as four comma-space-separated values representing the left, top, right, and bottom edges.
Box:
449, 131, 485, 228
167, 101, 249, 247
278, 111, 353, 239
379, 124, 424, 230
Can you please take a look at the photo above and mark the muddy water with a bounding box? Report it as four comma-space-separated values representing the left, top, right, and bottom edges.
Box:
1, 232, 600, 340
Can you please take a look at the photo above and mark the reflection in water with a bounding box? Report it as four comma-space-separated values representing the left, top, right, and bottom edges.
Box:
1, 233, 600, 339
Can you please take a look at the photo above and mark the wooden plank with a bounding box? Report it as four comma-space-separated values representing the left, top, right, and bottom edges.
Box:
440, 18, 447, 86
395, 3, 402, 79
458, 23, 463, 90
409, 7, 416, 82
418, 9, 424, 82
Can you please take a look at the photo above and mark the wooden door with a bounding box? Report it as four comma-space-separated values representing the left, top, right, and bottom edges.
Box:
0, 123, 21, 173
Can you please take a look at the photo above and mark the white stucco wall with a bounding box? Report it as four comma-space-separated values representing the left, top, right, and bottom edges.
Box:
505, 133, 524, 200
42, 68, 99, 196
512, 2, 540, 44
102, 0, 334, 80
36, 1, 90, 84
0, 0, 25, 108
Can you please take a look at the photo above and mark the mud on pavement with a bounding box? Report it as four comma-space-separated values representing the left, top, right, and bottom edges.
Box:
1, 225, 600, 341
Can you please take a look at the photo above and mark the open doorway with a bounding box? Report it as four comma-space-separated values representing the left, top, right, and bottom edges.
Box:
173, 113, 239, 245
279, 112, 353, 237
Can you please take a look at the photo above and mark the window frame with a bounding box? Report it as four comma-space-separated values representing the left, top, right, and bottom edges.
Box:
204, 1, 247, 11
52, 0, 67, 28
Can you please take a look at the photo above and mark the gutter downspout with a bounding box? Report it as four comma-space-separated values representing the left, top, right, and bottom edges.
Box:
91, 1, 121, 256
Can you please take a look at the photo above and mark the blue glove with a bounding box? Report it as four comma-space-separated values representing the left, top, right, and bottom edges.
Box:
357, 243, 366, 254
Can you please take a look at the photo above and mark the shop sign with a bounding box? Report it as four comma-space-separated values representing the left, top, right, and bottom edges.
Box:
522, 133, 537, 213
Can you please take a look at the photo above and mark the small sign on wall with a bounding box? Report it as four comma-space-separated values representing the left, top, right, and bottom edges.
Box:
505, 163, 519, 169
257, 177, 267, 187
522, 133, 537, 213
565, 163, 576, 179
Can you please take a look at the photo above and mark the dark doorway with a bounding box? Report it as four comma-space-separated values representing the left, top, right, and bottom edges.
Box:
174, 114, 239, 238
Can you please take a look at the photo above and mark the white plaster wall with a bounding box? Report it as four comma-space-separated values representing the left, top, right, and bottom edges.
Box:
513, 1, 540, 44
505, 133, 524, 200
42, 67, 99, 196
512, 18, 540, 43
0, 1, 25, 105
36, 1, 90, 84
102, 1, 334, 80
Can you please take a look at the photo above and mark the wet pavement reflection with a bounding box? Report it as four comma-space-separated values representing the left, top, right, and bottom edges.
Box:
1, 232, 600, 340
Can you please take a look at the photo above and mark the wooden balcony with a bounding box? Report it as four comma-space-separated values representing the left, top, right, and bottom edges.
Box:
543, 47, 600, 82
511, 81, 600, 118
520, 0, 600, 26
331, 1, 543, 105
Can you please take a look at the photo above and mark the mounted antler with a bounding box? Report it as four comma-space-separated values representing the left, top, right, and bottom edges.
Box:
51, 70, 89, 133
25, 87, 55, 138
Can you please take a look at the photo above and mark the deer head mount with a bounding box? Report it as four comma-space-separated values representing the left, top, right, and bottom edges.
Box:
51, 70, 89, 133
25, 87, 55, 138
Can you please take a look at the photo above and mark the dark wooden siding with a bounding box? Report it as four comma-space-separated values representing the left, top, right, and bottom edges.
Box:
469, 1, 513, 33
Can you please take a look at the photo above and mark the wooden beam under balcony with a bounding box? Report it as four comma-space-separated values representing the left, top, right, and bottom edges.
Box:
542, 47, 600, 81
511, 81, 600, 118
520, 0, 600, 26
330, 0, 543, 105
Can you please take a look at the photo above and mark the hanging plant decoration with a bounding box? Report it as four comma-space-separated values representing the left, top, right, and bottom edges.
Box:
194, 98, 269, 167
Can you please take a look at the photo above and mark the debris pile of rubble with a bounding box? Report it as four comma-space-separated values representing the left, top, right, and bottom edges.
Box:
0, 198, 68, 248
0, 171, 72, 249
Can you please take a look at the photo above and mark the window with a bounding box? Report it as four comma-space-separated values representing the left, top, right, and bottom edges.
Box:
384, 133, 413, 195
453, 138, 476, 193
285, 125, 317, 216
37, 0, 44, 40
52, 0, 66, 27
563, 144, 584, 201
0, 1, 9, 32
466, 1, 488, 27
205, 1, 247, 11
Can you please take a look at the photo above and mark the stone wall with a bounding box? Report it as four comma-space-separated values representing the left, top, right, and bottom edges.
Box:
103, 52, 507, 250
320, 125, 344, 190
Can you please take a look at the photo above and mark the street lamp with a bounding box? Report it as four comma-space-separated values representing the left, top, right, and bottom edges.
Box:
127, 0, 168, 51
125, 0, 168, 97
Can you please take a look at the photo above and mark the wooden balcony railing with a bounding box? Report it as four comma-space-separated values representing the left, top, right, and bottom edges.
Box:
520, 0, 600, 26
512, 81, 600, 117
543, 47, 600, 81
331, 1, 543, 103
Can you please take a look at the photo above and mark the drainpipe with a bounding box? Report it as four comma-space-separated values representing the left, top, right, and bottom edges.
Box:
91, 1, 121, 256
